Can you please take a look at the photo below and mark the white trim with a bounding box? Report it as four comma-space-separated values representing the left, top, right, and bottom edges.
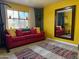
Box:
47, 38, 78, 47
57, 9, 72, 13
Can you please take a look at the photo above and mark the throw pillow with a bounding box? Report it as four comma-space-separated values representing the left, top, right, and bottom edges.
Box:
35, 27, 41, 33
32, 27, 41, 33
7, 29, 16, 38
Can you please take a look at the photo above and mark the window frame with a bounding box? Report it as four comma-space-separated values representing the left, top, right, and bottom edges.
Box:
7, 9, 29, 29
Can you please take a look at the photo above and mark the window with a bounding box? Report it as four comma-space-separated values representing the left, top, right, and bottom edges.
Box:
7, 9, 29, 29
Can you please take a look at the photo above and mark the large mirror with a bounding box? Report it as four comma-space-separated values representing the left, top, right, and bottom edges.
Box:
55, 5, 76, 40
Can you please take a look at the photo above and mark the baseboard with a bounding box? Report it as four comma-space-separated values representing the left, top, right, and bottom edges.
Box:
47, 38, 78, 47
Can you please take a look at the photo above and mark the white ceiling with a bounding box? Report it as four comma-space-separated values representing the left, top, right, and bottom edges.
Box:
6, 0, 62, 8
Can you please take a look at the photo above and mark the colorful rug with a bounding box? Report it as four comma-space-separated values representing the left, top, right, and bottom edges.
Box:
15, 48, 46, 59
15, 42, 78, 59
38, 42, 78, 59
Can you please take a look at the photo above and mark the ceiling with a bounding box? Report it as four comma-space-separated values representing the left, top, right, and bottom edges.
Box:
6, 0, 63, 8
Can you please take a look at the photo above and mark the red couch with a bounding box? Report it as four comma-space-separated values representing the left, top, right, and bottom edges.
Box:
56, 27, 64, 36
6, 30, 45, 49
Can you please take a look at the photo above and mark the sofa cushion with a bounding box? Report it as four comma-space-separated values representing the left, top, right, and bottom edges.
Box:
22, 31, 31, 35
16, 30, 24, 36
30, 28, 37, 34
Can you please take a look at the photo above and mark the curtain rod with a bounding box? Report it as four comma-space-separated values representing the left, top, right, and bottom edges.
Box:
0, 1, 11, 8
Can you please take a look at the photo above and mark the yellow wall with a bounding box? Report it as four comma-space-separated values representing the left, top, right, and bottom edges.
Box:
44, 0, 79, 44
64, 11, 72, 33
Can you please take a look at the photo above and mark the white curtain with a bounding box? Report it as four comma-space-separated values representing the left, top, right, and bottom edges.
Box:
28, 8, 35, 28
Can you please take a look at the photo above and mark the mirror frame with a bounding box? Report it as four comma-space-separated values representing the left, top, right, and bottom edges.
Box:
54, 5, 76, 40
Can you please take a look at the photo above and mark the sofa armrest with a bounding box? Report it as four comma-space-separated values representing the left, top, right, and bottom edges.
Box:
6, 34, 11, 38
40, 31, 45, 35
6, 35, 13, 42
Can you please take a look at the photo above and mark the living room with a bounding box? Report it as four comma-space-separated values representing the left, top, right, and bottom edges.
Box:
0, 0, 78, 59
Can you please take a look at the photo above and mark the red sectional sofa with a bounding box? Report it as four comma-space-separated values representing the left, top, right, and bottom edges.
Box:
6, 30, 45, 49
56, 27, 64, 36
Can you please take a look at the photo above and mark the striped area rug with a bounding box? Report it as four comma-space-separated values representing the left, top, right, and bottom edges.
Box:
15, 42, 78, 59
15, 48, 46, 59
38, 42, 78, 59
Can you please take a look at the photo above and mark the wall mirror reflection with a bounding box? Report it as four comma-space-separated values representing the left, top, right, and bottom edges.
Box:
55, 5, 76, 40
